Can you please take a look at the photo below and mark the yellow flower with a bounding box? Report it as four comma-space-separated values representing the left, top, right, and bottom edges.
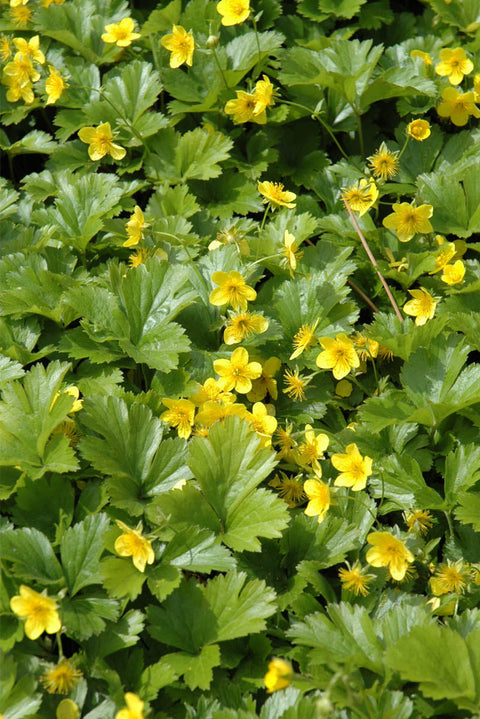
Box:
9, 5, 32, 25
441, 260, 465, 285
430, 560, 471, 596
410, 49, 432, 66
209, 270, 256, 311
3, 53, 40, 85
216, 0, 250, 26
252, 74, 275, 116
296, 424, 329, 476
223, 311, 268, 345
190, 377, 235, 406
10, 0, 29, 6
101, 18, 141, 47
115, 692, 145, 719
435, 47, 474, 85
367, 143, 399, 181
282, 230, 303, 277
258, 181, 296, 209
249, 401, 277, 446
269, 472, 305, 507
41, 659, 82, 694
114, 521, 155, 573
225, 90, 266, 124
403, 287, 437, 325
56, 699, 80, 719
0, 35, 11, 62
12, 34, 44, 64
316, 334, 360, 380
274, 422, 297, 463
382, 202, 433, 242
161, 25, 194, 68
10, 585, 61, 640
264, 659, 292, 693
4, 78, 34, 104
64, 386, 83, 413
289, 319, 319, 360
214, 347, 262, 394
474, 73, 480, 100
247, 356, 281, 402
404, 509, 434, 535
123, 206, 148, 247
45, 65, 68, 105
437, 86, 480, 126
331, 443, 372, 492
429, 242, 456, 274
160, 398, 196, 439
341, 178, 378, 217
304, 478, 331, 523
406, 119, 431, 141
195, 400, 249, 427
338, 561, 374, 596
366, 532, 414, 581
283, 368, 308, 402
352, 333, 379, 361
78, 122, 126, 161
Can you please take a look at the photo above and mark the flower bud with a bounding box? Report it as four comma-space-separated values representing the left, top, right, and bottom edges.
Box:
207, 35, 219, 49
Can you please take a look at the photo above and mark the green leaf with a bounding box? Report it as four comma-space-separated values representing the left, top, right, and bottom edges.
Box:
203, 571, 277, 642
101, 557, 147, 600
425, 0, 480, 32
33, 1, 106, 63
444, 444, 480, 507
366, 313, 449, 362
288, 602, 384, 674
147, 563, 182, 602
162, 644, 221, 691
369, 454, 443, 510
298, 0, 366, 21
0, 178, 19, 219
60, 513, 109, 595
139, 658, 178, 702
0, 361, 79, 479
223, 31, 285, 86
32, 173, 124, 252
6, 130, 56, 157
0, 527, 63, 585
188, 416, 287, 550
147, 577, 218, 653
162, 528, 235, 573
12, 475, 74, 542
85, 609, 145, 659
454, 492, 480, 531
0, 355, 24, 387
281, 515, 360, 569
62, 593, 119, 640
142, 0, 181, 33
385, 624, 477, 705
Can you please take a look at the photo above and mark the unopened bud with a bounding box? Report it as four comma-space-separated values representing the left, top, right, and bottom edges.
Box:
315, 697, 333, 717
207, 35, 219, 49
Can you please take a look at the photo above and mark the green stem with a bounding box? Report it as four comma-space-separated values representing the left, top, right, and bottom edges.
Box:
444, 510, 454, 539
340, 492, 378, 523
211, 47, 229, 90
258, 204, 270, 237
370, 355, 380, 393
397, 134, 410, 161
354, 109, 365, 158
349, 374, 372, 397
56, 632, 64, 659
251, 15, 262, 68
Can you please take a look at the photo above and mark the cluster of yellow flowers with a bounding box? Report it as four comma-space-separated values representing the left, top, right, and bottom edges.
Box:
6, 0, 65, 27
434, 47, 480, 126
0, 33, 67, 105
225, 75, 276, 124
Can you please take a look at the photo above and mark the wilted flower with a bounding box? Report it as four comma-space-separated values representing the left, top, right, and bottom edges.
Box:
290, 319, 319, 360
283, 368, 308, 401
161, 25, 194, 68
404, 509, 434, 535
367, 143, 399, 181
41, 659, 82, 694
430, 560, 471, 596
269, 472, 305, 507
338, 560, 374, 596
341, 178, 378, 216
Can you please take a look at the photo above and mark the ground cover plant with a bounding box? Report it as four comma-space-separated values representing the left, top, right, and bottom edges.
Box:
1, 0, 480, 716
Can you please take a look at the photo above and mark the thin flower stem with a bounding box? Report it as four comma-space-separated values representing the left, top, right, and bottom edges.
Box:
211, 47, 229, 90
347, 278, 380, 314
340, 492, 378, 523
258, 204, 270, 237
355, 110, 365, 158
349, 375, 372, 397
56, 632, 64, 659
444, 510, 454, 539
370, 355, 380, 393
343, 201, 404, 322
281, 99, 361, 168
397, 134, 410, 161
251, 15, 262, 68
